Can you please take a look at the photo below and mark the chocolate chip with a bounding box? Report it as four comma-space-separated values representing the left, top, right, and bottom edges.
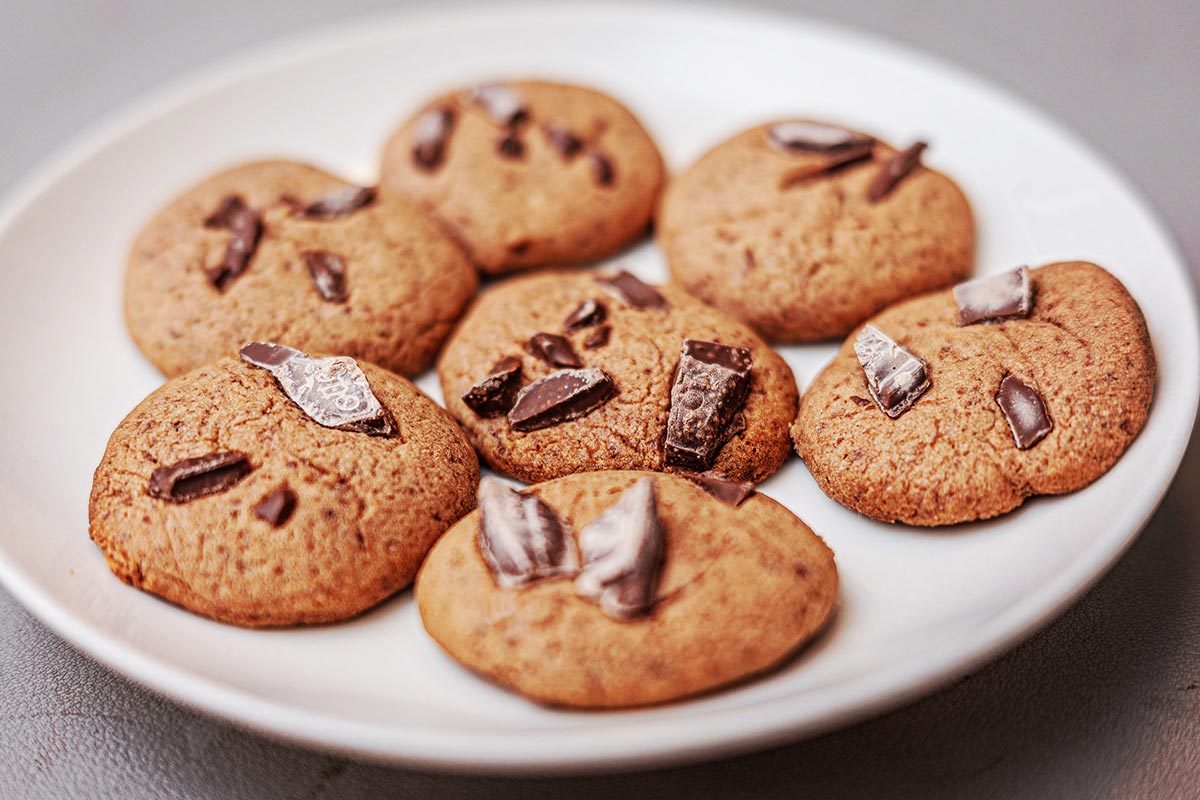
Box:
596, 271, 667, 310
301, 186, 375, 219
497, 132, 525, 159
996, 374, 1053, 449
240, 342, 396, 436
412, 106, 456, 170
854, 325, 930, 418
543, 125, 583, 158
575, 478, 664, 620
866, 141, 928, 203
767, 121, 874, 152
563, 299, 607, 331
254, 486, 297, 526
526, 332, 583, 368
303, 251, 348, 303
508, 368, 617, 432
850, 395, 873, 407
778, 141, 875, 190
664, 340, 753, 471
469, 85, 528, 127
462, 356, 523, 417
588, 150, 615, 186
583, 324, 612, 349
203, 196, 261, 292
680, 470, 755, 507
477, 476, 578, 588
148, 451, 251, 503
954, 266, 1033, 326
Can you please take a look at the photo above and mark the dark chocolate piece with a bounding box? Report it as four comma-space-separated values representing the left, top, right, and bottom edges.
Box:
995, 375, 1053, 449
461, 356, 523, 417
588, 150, 615, 186
866, 141, 928, 203
583, 324, 612, 349
575, 478, 664, 620
254, 486, 297, 526
303, 250, 348, 303
148, 451, 251, 503
954, 266, 1033, 326
853, 325, 930, 418
767, 121, 874, 152
477, 476, 578, 588
544, 125, 583, 158
664, 340, 753, 471
508, 368, 617, 432
497, 132, 525, 159
301, 186, 375, 219
203, 196, 262, 292
412, 106, 456, 170
469, 85, 528, 127
778, 141, 875, 189
563, 299, 607, 331
680, 470, 755, 507
850, 395, 873, 408
596, 271, 667, 310
526, 332, 583, 368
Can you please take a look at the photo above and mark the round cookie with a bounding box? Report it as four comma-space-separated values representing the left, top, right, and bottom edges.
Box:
416, 470, 838, 708
379, 81, 665, 274
659, 120, 975, 342
88, 350, 480, 627
125, 160, 478, 377
792, 262, 1155, 526
437, 270, 799, 484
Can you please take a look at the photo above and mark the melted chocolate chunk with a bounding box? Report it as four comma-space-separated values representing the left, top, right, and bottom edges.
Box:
767, 121, 875, 152
148, 451, 251, 503
583, 323, 612, 349
526, 332, 583, 368
954, 266, 1033, 326
254, 486, 297, 526
477, 476, 578, 588
996, 375, 1053, 449
596, 271, 667, 310
462, 356, 523, 417
563, 299, 607, 331
866, 141, 928, 203
588, 150, 615, 186
301, 186, 375, 219
412, 106, 456, 170
680, 470, 755, 507
778, 141, 875, 189
854, 325, 930, 418
508, 368, 617, 432
203, 196, 262, 292
544, 125, 583, 158
664, 340, 753, 471
469, 85, 528, 127
303, 251, 348, 303
575, 478, 664, 620
497, 132, 525, 159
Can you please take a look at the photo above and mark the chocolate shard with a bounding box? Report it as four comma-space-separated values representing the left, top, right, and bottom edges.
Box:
575, 478, 664, 620
497, 132, 525, 159
544, 125, 583, 158
680, 470, 756, 507
508, 368, 618, 432
203, 195, 262, 292
996, 374, 1053, 449
664, 340, 753, 471
254, 486, 297, 526
583, 323, 612, 349
462, 356, 523, 417
412, 106, 456, 170
768, 121, 875, 153
866, 141, 928, 203
563, 299, 607, 331
303, 250, 348, 303
596, 271, 667, 310
778, 141, 875, 189
526, 332, 583, 368
854, 325, 930, 418
148, 451, 251, 503
588, 150, 615, 186
468, 84, 529, 127
954, 266, 1033, 326
477, 476, 578, 588
239, 342, 396, 436
301, 186, 376, 219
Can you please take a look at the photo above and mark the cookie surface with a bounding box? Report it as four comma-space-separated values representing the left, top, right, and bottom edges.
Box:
793, 262, 1156, 526
416, 470, 838, 708
125, 160, 477, 377
379, 81, 665, 274
88, 354, 479, 627
659, 121, 975, 342
438, 271, 799, 484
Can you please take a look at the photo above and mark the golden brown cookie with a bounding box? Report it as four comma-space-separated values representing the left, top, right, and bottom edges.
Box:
659, 121, 975, 342
125, 160, 477, 377
438, 270, 799, 484
415, 470, 838, 708
88, 347, 479, 627
379, 81, 665, 274
792, 262, 1156, 526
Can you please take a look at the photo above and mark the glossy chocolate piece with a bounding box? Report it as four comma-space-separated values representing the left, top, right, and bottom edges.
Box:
853, 325, 930, 418
996, 374, 1053, 449
575, 478, 664, 620
664, 340, 753, 471
148, 451, 251, 503
462, 356, 523, 417
507, 368, 617, 432
477, 476, 578, 588
954, 266, 1033, 326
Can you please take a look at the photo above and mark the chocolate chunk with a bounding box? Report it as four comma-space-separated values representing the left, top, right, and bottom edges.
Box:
996, 375, 1053, 449
301, 186, 375, 219
680, 470, 755, 507
203, 196, 262, 292
954, 266, 1033, 326
583, 324, 612, 349
854, 325, 930, 418
148, 451, 251, 503
508, 368, 617, 432
866, 141, 928, 203
527, 332, 583, 368
767, 121, 875, 152
412, 106, 456, 170
575, 478, 664, 620
477, 476, 578, 588
596, 271, 667, 310
588, 150, 615, 186
254, 486, 297, 526
664, 340, 753, 470
303, 250, 348, 303
543, 125, 583, 158
462, 356, 523, 417
850, 395, 873, 408
563, 299, 607, 331
240, 342, 396, 436
469, 84, 528, 127
778, 141, 875, 189
497, 132, 525, 159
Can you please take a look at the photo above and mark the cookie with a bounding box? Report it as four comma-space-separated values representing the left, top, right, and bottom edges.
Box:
379, 81, 665, 274
437, 270, 799, 484
125, 160, 477, 378
659, 120, 975, 342
88, 345, 479, 627
415, 470, 838, 708
792, 262, 1155, 526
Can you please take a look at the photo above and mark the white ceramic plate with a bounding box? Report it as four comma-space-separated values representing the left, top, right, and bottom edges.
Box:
0, 2, 1194, 773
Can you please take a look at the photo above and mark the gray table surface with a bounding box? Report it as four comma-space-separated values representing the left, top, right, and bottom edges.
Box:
2, 1, 1198, 797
